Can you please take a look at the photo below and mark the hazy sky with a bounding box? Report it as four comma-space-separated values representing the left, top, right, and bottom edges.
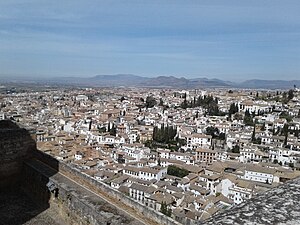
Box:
0, 0, 300, 81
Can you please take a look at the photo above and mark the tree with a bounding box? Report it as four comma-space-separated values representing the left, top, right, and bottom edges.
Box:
160, 201, 172, 217
228, 103, 239, 118
281, 124, 289, 146
261, 122, 266, 131
251, 125, 256, 142
279, 111, 293, 122
284, 133, 288, 146
159, 98, 164, 106
109, 124, 117, 136
167, 165, 189, 178
98, 126, 106, 133
244, 109, 254, 126
160, 201, 167, 214
288, 89, 294, 100
180, 94, 221, 116
266, 179, 269, 184
167, 207, 172, 217
120, 96, 126, 102
232, 145, 240, 153
218, 133, 226, 140
153, 124, 177, 144
145, 96, 157, 108
180, 99, 188, 109
206, 126, 219, 138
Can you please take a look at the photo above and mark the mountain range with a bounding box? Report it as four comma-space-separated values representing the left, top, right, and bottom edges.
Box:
1, 74, 299, 89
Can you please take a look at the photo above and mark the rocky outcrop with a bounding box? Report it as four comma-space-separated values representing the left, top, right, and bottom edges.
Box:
202, 177, 300, 225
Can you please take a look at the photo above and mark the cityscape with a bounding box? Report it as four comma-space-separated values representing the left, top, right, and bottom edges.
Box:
1, 1, 300, 225
1, 83, 300, 224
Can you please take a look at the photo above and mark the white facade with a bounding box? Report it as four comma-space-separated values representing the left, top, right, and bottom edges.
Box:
229, 185, 252, 205
269, 148, 295, 165
243, 167, 274, 184
186, 133, 212, 150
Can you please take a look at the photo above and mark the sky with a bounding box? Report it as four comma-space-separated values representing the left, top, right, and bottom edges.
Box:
0, 0, 300, 81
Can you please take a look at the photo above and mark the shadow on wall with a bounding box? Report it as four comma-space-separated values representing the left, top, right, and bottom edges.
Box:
0, 120, 59, 225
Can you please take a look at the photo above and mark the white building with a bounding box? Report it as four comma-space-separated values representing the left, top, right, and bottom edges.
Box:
242, 165, 275, 184
123, 166, 167, 181
229, 180, 254, 205
186, 133, 212, 150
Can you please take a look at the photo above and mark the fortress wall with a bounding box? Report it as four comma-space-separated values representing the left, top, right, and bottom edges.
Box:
34, 150, 186, 225
23, 160, 137, 225
21, 161, 51, 207
0, 123, 36, 189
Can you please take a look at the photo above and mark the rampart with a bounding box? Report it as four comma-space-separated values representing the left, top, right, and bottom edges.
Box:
23, 159, 137, 225
33, 150, 185, 225
0, 120, 35, 188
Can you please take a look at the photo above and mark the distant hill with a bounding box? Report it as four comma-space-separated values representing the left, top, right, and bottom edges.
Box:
1, 74, 299, 89
238, 79, 300, 89
139, 76, 190, 88
53, 74, 231, 88
90, 74, 149, 86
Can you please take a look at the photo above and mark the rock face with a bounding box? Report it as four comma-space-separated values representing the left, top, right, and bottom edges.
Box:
202, 177, 300, 225
0, 120, 36, 188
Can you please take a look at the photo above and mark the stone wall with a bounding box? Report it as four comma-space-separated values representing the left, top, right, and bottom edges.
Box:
34, 150, 184, 225
0, 120, 36, 188
22, 161, 52, 207
23, 160, 136, 225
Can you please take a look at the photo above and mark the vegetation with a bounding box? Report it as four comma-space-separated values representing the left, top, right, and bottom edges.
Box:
120, 96, 126, 102
180, 95, 222, 116
228, 103, 239, 118
153, 124, 177, 144
251, 125, 256, 142
279, 111, 293, 122
167, 165, 189, 178
158, 98, 164, 106
261, 122, 266, 131
281, 89, 295, 104
243, 109, 254, 126
205, 126, 226, 140
98, 126, 106, 133
160, 201, 172, 217
145, 96, 157, 108
231, 145, 240, 153
146, 125, 185, 151
108, 123, 117, 136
